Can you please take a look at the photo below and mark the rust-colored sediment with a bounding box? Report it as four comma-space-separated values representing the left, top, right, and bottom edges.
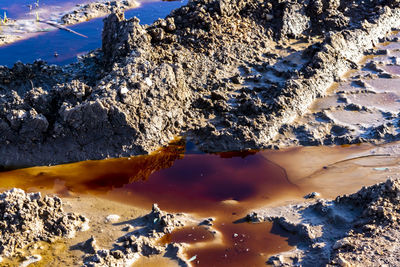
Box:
0, 139, 300, 266
1, 140, 397, 266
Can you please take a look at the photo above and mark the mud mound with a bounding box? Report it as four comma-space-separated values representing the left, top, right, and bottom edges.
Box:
83, 204, 189, 266
0, 188, 89, 259
1, 0, 400, 166
249, 177, 400, 266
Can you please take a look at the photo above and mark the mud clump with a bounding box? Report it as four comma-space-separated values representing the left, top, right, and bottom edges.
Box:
83, 204, 189, 266
1, 0, 400, 166
250, 177, 400, 266
0, 188, 89, 259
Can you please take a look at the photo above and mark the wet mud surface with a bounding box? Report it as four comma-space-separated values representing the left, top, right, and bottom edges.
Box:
275, 31, 400, 147
0, 140, 299, 266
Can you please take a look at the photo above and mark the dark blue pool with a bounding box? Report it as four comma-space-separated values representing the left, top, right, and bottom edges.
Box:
0, 0, 187, 67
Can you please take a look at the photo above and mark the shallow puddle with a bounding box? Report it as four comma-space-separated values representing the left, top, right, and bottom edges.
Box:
1, 139, 400, 265
0, 140, 300, 266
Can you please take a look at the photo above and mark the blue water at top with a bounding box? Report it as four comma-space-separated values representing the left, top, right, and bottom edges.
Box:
0, 0, 187, 67
1, 0, 81, 19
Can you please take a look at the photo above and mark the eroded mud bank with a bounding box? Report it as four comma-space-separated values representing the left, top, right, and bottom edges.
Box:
275, 32, 400, 147
1, 0, 400, 167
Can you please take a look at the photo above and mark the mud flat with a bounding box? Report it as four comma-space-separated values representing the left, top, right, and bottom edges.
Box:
274, 31, 400, 147
0, 0, 140, 47
0, 140, 300, 266
1, 0, 400, 166
0, 192, 198, 267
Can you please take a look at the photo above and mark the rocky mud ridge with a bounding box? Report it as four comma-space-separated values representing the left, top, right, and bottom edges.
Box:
274, 35, 400, 147
0, 188, 89, 261
61, 0, 139, 25
247, 177, 400, 266
1, 0, 400, 166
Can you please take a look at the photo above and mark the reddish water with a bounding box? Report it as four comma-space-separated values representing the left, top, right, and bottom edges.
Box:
160, 226, 215, 244
182, 222, 296, 267
0, 140, 300, 266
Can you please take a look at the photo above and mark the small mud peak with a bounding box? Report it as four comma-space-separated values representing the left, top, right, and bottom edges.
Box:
0, 188, 89, 259
83, 205, 189, 267
337, 177, 400, 225
102, 11, 149, 66
146, 203, 184, 234
254, 176, 400, 266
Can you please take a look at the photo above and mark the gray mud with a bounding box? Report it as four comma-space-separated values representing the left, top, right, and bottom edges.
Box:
249, 177, 400, 266
0, 188, 89, 260
275, 32, 400, 147
1, 0, 400, 166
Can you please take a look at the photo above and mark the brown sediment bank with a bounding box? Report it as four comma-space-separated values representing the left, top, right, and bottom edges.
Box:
1, 0, 400, 166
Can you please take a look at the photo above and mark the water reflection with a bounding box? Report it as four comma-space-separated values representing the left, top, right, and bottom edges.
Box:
0, 0, 187, 66
0, 139, 299, 267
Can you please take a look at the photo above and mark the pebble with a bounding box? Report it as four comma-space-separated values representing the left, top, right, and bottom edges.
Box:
105, 214, 120, 223
145, 77, 153, 87
304, 192, 321, 199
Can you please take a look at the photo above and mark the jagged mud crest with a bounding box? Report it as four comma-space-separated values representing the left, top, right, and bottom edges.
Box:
249, 177, 400, 266
0, 188, 88, 259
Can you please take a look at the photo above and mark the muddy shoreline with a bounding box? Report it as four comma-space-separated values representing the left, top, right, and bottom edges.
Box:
1, 141, 400, 265
2, 0, 400, 265
0, 0, 140, 47
250, 177, 400, 266
1, 0, 400, 167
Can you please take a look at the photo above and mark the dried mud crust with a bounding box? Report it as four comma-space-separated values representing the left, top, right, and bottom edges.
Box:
0, 188, 89, 260
1, 0, 400, 166
247, 177, 400, 266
